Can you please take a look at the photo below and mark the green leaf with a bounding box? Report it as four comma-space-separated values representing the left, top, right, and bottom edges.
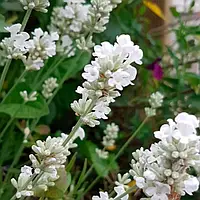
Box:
66, 152, 77, 172
78, 140, 118, 177
0, 83, 49, 118
189, 0, 195, 11
139, 5, 147, 16
0, 14, 7, 32
170, 7, 180, 18
185, 72, 200, 86
0, 97, 49, 118
74, 159, 88, 192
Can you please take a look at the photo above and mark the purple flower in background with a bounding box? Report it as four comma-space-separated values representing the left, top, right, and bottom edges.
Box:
147, 58, 163, 80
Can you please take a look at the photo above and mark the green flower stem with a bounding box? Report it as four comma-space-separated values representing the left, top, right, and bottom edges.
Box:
62, 98, 96, 146
114, 116, 149, 161
83, 176, 101, 196
1, 70, 27, 103
0, 117, 15, 142
0, 59, 12, 94
82, 117, 149, 197
113, 185, 137, 200
20, 9, 32, 32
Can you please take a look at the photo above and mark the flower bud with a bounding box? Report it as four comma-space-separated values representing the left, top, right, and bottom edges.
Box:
172, 151, 179, 158
167, 178, 174, 185
164, 169, 172, 177
172, 171, 179, 179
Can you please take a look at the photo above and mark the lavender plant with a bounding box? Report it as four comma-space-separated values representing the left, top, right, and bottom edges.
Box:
0, 1, 199, 200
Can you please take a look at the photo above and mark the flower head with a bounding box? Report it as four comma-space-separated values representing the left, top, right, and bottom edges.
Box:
20, 0, 50, 12
71, 35, 142, 127
130, 112, 200, 199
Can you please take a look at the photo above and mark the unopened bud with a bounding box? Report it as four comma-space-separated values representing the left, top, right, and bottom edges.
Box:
172, 171, 179, 179
172, 151, 179, 158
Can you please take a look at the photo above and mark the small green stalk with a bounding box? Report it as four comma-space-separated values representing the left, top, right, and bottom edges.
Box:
114, 116, 149, 161
2, 70, 27, 103
0, 59, 12, 94
0, 116, 15, 142
20, 9, 32, 32
62, 98, 96, 146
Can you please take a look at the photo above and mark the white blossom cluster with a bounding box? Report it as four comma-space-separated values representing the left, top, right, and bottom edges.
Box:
84, 0, 122, 34
71, 34, 143, 127
48, 0, 122, 55
20, 90, 37, 102
102, 123, 119, 147
20, 0, 50, 12
96, 123, 119, 159
11, 128, 85, 199
145, 91, 164, 117
23, 28, 59, 71
0, 24, 59, 70
49, 0, 89, 56
0, 24, 30, 61
130, 112, 200, 200
95, 148, 109, 159
92, 185, 128, 200
42, 77, 58, 99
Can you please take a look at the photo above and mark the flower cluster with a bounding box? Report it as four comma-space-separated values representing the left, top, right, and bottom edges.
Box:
11, 128, 85, 199
20, 0, 50, 13
11, 166, 34, 198
24, 28, 59, 70
84, 0, 121, 33
0, 24, 59, 70
96, 123, 119, 159
77, 0, 122, 50
49, 0, 122, 55
130, 112, 200, 199
42, 77, 58, 99
0, 24, 30, 61
20, 90, 37, 102
49, 0, 89, 56
145, 91, 164, 117
71, 34, 143, 127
